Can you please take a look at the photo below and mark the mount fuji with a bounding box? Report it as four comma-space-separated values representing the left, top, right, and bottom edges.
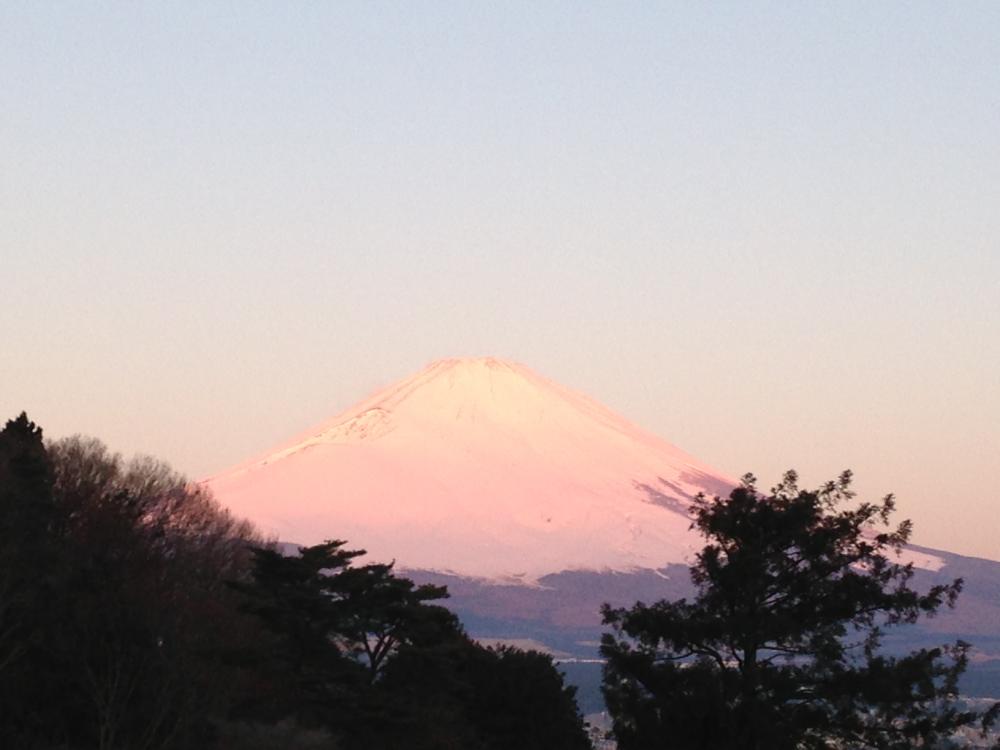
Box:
207, 356, 740, 581
206, 357, 1000, 705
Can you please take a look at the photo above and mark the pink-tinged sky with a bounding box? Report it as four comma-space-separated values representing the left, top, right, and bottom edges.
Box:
2, 4, 998, 560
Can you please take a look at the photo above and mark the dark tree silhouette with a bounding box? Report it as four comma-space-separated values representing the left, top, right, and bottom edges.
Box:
0, 421, 264, 749
48, 437, 263, 750
465, 645, 593, 750
232, 541, 457, 733
0, 415, 591, 749
0, 414, 61, 743
602, 471, 997, 750
236, 541, 592, 750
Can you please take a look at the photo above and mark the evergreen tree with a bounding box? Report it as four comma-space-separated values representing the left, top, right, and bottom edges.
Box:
236, 541, 592, 750
464, 645, 593, 750
0, 413, 61, 744
232, 541, 455, 732
601, 471, 997, 749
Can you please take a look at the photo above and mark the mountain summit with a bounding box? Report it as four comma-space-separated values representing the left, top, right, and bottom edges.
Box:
207, 357, 735, 580
207, 358, 1000, 703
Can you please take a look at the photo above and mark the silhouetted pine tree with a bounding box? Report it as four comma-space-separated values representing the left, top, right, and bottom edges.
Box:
236, 541, 592, 750
602, 471, 998, 750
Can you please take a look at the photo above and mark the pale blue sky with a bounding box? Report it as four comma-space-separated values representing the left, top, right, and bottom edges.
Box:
2, 3, 998, 557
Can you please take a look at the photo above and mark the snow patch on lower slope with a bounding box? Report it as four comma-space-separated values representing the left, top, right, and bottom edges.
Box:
896, 546, 946, 571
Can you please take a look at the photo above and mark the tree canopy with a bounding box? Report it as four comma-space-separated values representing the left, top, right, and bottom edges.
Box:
0, 413, 590, 750
235, 539, 591, 750
0, 416, 265, 749
602, 471, 998, 749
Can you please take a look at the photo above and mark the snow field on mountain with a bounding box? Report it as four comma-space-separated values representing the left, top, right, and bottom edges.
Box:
207, 357, 943, 581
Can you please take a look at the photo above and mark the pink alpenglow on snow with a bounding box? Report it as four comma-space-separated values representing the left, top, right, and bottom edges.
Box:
206, 357, 736, 581
205, 357, 943, 581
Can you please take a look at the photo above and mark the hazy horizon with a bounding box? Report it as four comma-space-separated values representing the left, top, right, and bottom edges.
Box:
3, 4, 998, 560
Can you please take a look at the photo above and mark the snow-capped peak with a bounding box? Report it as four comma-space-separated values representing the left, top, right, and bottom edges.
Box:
207, 357, 737, 581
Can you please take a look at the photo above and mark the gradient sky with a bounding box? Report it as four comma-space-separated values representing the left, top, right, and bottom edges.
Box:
2, 3, 998, 559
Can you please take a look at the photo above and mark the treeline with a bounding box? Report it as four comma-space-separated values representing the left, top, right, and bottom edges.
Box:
6, 411, 998, 750
0, 414, 591, 750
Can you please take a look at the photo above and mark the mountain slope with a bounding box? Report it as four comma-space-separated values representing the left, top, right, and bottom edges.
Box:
207, 357, 735, 581
206, 357, 1000, 700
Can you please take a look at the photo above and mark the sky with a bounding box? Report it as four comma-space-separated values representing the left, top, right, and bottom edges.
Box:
2, 3, 998, 559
